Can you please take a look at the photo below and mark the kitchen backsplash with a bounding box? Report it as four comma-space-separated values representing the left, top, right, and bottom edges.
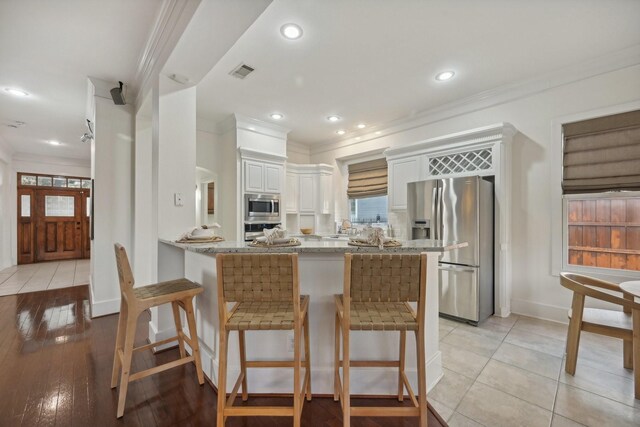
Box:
387, 210, 408, 240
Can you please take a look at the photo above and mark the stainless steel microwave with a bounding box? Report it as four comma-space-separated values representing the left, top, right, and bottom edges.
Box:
245, 193, 281, 222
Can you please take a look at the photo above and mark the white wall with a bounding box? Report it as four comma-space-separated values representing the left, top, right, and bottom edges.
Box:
0, 157, 11, 270
310, 65, 640, 323
90, 95, 134, 317
157, 83, 197, 241
287, 140, 311, 163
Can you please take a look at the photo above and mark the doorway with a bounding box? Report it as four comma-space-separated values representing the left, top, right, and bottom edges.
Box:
17, 173, 91, 264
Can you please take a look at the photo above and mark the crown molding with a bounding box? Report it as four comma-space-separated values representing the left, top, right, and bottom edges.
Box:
235, 114, 291, 139
133, 0, 202, 110
286, 140, 310, 156
11, 152, 91, 168
239, 147, 287, 164
310, 44, 640, 157
286, 163, 333, 174
384, 123, 516, 159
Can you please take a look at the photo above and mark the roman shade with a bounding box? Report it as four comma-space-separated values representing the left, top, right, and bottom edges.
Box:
562, 109, 640, 194
347, 158, 388, 198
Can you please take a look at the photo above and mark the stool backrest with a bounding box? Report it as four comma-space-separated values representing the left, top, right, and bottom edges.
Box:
347, 253, 423, 302
217, 253, 298, 302
114, 243, 135, 297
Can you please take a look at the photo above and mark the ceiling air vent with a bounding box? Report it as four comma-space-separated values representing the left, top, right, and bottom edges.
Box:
229, 63, 255, 79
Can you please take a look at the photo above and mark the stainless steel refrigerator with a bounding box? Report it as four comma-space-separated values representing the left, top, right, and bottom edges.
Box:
407, 176, 494, 324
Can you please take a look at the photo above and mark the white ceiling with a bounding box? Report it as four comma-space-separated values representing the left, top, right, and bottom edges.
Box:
0, 0, 162, 160
196, 0, 640, 145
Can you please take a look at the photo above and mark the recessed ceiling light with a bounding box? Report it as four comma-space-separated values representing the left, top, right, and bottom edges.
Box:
355, 137, 361, 141
49, 140, 60, 146
270, 113, 284, 120
435, 71, 455, 81
336, 130, 346, 135
248, 127, 256, 131
357, 123, 366, 129
327, 115, 341, 122
280, 23, 303, 40
375, 131, 381, 135
4, 88, 29, 97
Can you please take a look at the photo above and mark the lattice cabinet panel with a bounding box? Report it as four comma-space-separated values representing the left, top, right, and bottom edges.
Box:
428, 148, 493, 176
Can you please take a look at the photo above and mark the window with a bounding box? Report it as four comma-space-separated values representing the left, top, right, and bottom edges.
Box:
562, 109, 640, 275
21, 195, 30, 217
45, 196, 75, 217
566, 195, 640, 272
21, 175, 36, 186
347, 158, 389, 225
350, 195, 388, 224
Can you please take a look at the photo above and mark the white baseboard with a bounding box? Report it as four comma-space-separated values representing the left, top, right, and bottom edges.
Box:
90, 295, 120, 318
510, 298, 569, 324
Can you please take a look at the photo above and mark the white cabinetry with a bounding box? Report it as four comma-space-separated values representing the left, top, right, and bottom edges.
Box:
388, 157, 423, 210
242, 158, 284, 194
299, 175, 316, 212
286, 163, 334, 232
285, 173, 299, 213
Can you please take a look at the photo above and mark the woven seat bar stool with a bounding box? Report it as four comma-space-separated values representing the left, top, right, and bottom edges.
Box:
334, 253, 428, 427
111, 244, 205, 418
216, 253, 311, 427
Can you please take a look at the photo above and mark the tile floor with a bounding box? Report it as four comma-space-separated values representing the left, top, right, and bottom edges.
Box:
0, 259, 89, 296
432, 314, 640, 427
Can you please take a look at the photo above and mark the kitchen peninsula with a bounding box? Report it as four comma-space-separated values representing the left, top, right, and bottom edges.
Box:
157, 238, 466, 396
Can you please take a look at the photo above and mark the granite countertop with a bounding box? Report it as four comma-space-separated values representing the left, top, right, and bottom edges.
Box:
160, 238, 467, 254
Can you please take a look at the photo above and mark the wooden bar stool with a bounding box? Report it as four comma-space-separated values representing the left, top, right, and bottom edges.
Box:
334, 253, 428, 427
111, 243, 205, 418
216, 253, 311, 427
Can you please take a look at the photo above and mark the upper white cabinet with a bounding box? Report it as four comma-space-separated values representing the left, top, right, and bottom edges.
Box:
286, 163, 334, 215
264, 164, 283, 193
244, 160, 266, 193
299, 174, 316, 212
240, 148, 286, 195
285, 172, 299, 213
388, 157, 423, 210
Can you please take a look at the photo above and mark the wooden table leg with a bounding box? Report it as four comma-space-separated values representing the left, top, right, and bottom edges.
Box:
633, 308, 640, 400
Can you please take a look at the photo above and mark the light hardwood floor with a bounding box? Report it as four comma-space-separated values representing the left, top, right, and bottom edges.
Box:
0, 259, 89, 296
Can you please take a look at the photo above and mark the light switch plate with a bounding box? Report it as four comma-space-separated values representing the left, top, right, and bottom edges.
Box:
174, 193, 183, 207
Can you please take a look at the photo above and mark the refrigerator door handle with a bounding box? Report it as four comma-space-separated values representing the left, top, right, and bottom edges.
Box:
438, 264, 476, 273
431, 186, 438, 240
437, 185, 443, 241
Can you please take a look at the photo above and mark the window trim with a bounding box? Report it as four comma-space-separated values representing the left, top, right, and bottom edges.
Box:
561, 192, 640, 281
550, 100, 640, 280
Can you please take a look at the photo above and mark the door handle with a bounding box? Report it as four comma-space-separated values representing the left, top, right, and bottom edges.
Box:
438, 265, 476, 273
431, 187, 438, 240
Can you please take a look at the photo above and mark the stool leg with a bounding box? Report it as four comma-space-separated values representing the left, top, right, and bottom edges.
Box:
415, 328, 427, 427
398, 330, 406, 401
342, 323, 350, 427
333, 310, 340, 401
623, 338, 633, 370
184, 297, 204, 385
304, 311, 312, 401
293, 323, 302, 427
565, 293, 584, 375
171, 301, 186, 359
116, 308, 139, 418
238, 330, 248, 401
111, 299, 128, 388
217, 330, 229, 427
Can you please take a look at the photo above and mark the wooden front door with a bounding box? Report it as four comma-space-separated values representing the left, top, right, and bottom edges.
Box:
35, 189, 83, 262
17, 189, 35, 264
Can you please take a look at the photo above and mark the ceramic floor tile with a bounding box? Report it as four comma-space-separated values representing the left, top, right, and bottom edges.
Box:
448, 412, 484, 427
492, 342, 562, 380
442, 327, 503, 358
573, 342, 633, 380
476, 359, 557, 411
457, 382, 552, 427
458, 321, 510, 341
504, 327, 565, 358
512, 316, 568, 341
551, 414, 585, 427
429, 398, 454, 422
0, 265, 19, 275
0, 273, 15, 285
0, 285, 25, 296
429, 367, 474, 409
484, 314, 519, 328
441, 341, 490, 380
579, 330, 624, 355
559, 358, 639, 408
554, 383, 640, 427
440, 317, 463, 329
439, 324, 455, 340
